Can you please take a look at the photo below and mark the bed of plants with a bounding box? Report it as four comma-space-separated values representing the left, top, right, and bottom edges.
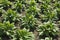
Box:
0, 0, 60, 40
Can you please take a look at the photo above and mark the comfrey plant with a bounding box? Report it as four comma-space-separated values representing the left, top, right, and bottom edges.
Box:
15, 2, 23, 13
39, 2, 58, 22
37, 21, 59, 39
0, 21, 35, 40
15, 28, 34, 40
0, 0, 12, 10
26, 0, 40, 17
21, 13, 37, 31
13, 0, 27, 13
0, 21, 16, 40
40, 11, 58, 22
2, 9, 20, 23
27, 6, 39, 16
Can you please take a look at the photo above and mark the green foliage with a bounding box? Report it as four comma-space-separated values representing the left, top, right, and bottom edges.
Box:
39, 1, 58, 22
14, 2, 25, 13
37, 21, 59, 38
40, 11, 57, 21
40, 37, 52, 40
15, 28, 34, 40
0, 21, 15, 33
16, 0, 26, 4
0, 0, 60, 40
0, 0, 12, 10
57, 8, 60, 20
13, 0, 27, 13
26, 0, 40, 16
0, 21, 34, 40
21, 13, 37, 31
27, 6, 39, 16
29, 0, 36, 6
0, 37, 2, 40
0, 9, 3, 16
2, 9, 20, 23
0, 21, 16, 40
